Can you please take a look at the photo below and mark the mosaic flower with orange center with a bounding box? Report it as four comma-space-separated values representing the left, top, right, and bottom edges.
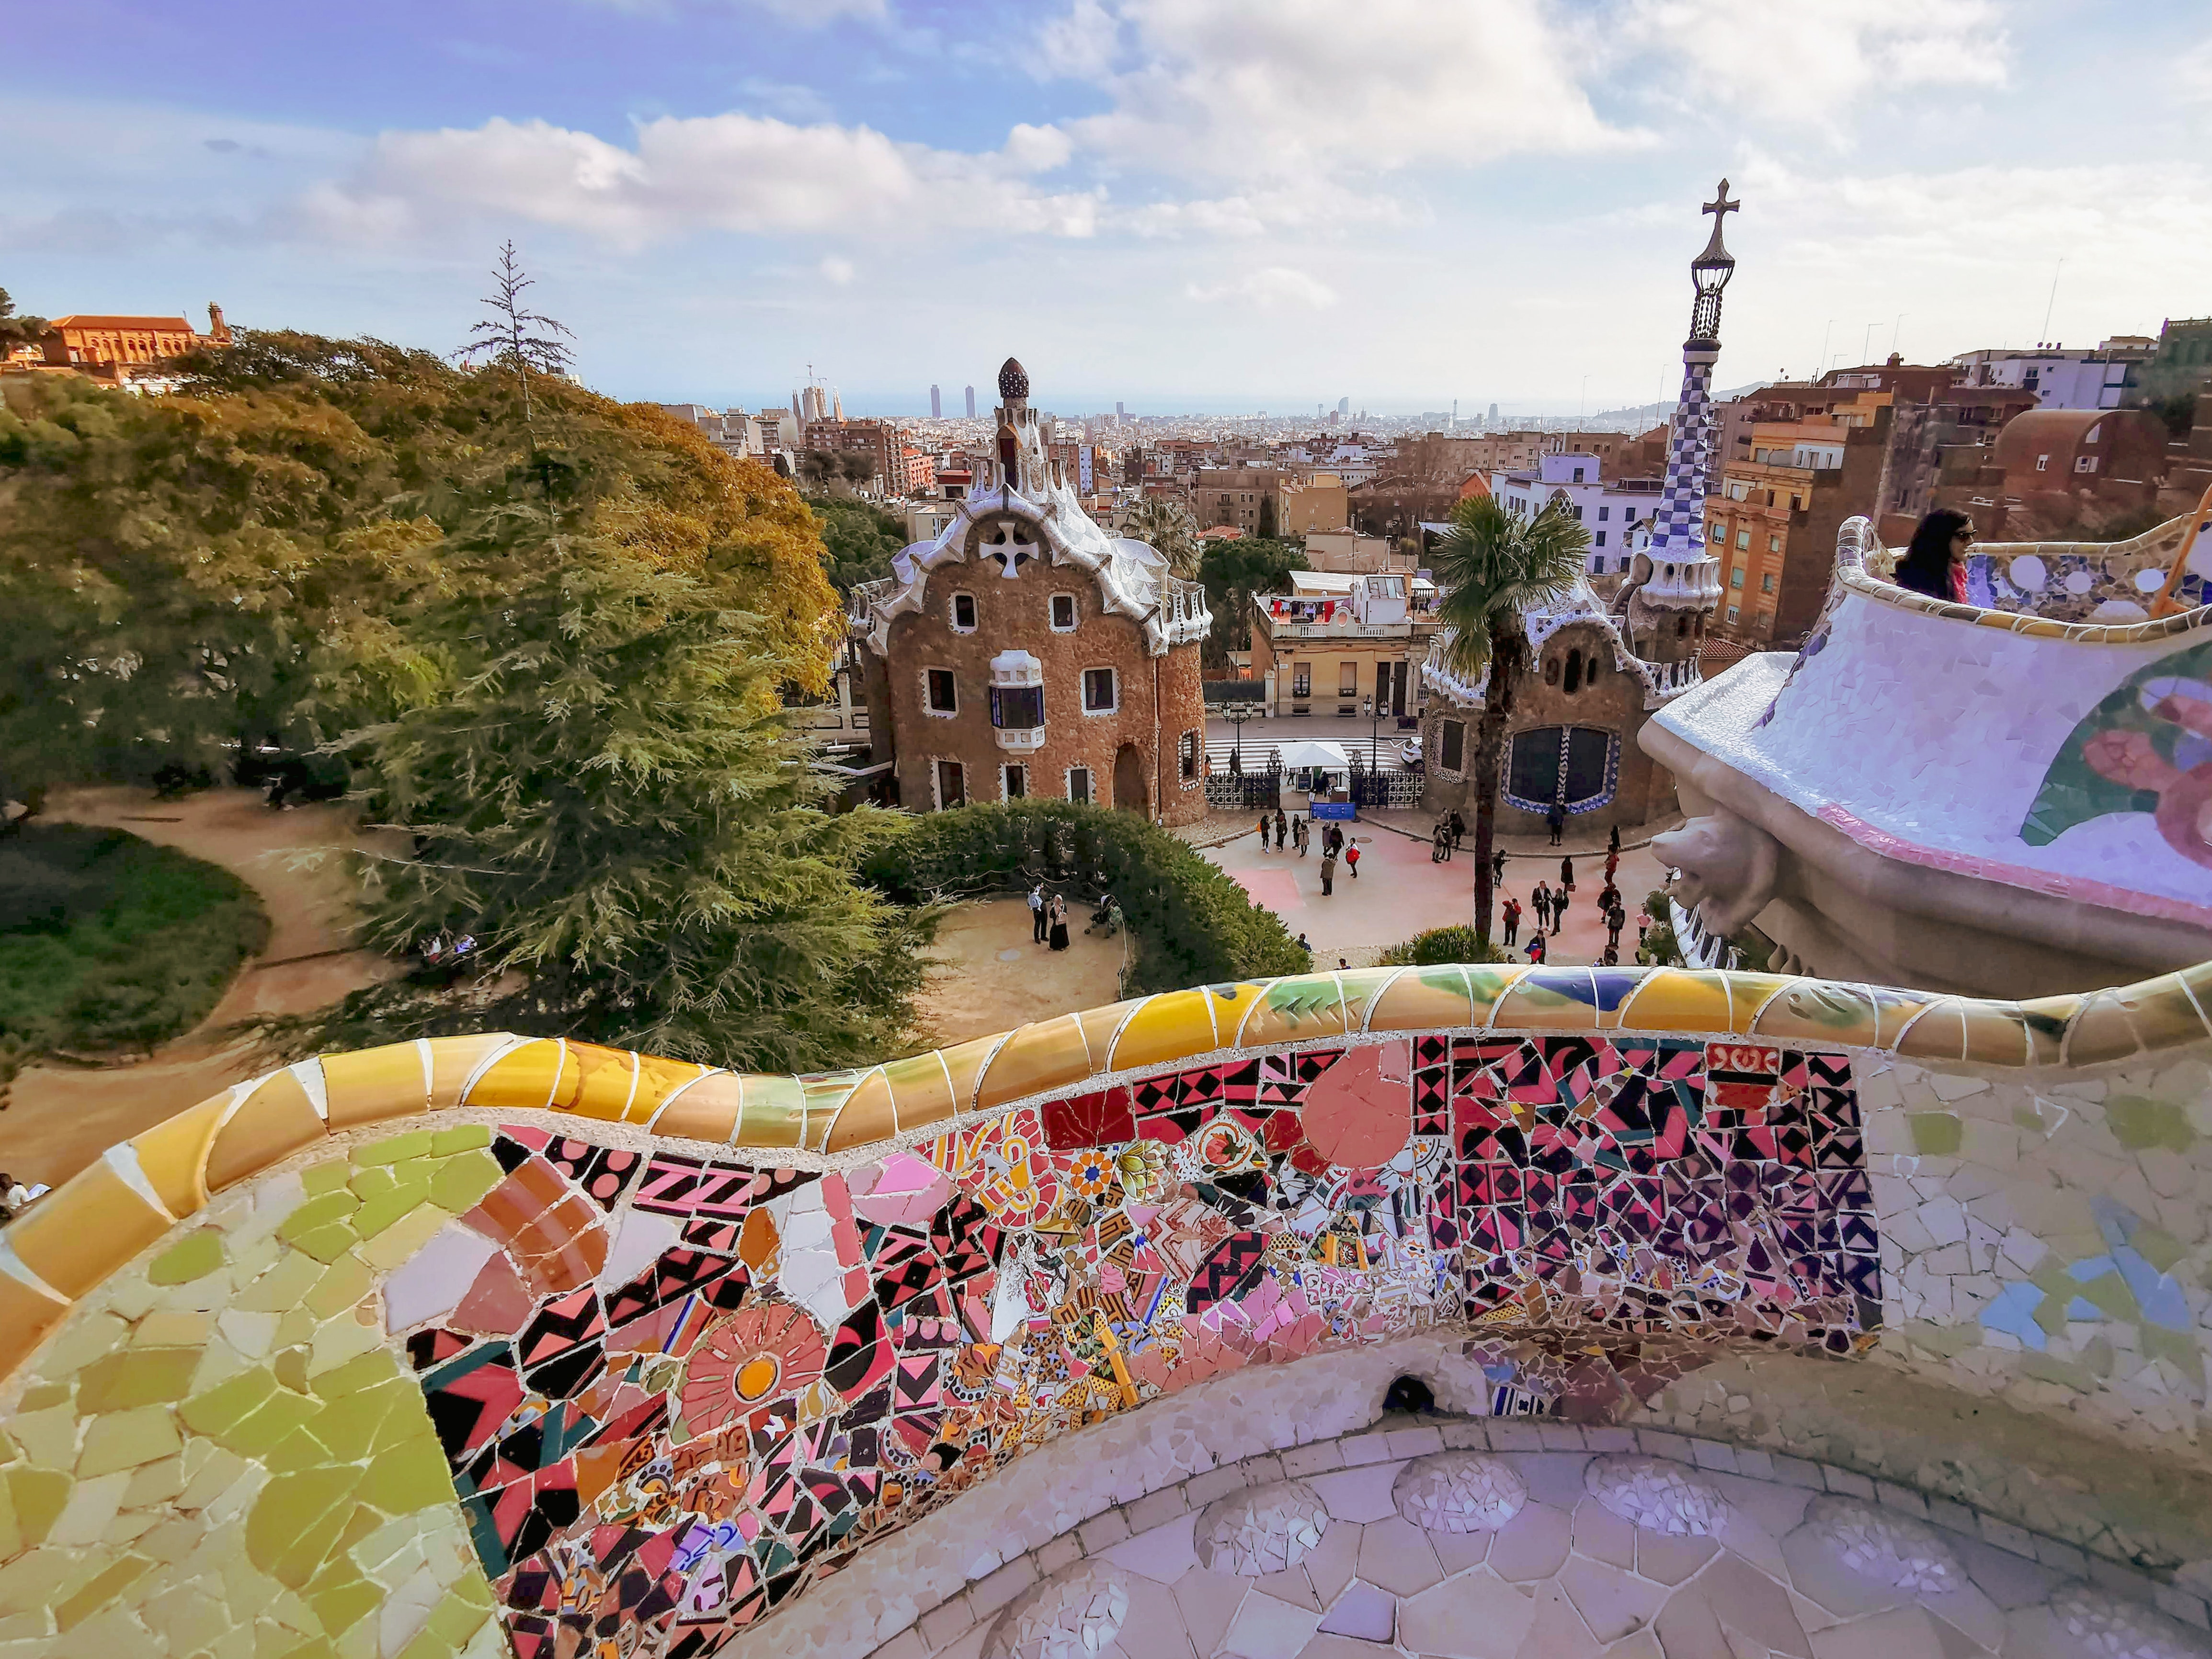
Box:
1113, 1140, 1168, 1201
680, 1302, 828, 1435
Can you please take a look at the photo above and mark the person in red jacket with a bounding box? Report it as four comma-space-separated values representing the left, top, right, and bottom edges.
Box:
1345, 840, 1362, 879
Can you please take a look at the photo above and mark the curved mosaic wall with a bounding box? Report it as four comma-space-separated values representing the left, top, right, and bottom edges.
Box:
3, 959, 2212, 1656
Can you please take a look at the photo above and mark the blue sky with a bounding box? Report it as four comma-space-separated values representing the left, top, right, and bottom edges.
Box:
9, 0, 2211, 415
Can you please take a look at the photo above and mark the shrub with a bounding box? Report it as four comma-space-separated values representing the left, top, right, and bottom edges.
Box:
1376, 925, 1511, 967
867, 801, 1309, 994
1639, 887, 1685, 967
0, 825, 270, 1078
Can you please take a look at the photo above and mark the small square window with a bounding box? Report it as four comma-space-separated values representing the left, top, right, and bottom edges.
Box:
1050, 593, 1076, 630
1726, 604, 1740, 622
926, 669, 957, 714
1594, 531, 1607, 547
951, 592, 977, 631
1735, 529, 1751, 550
1598, 505, 1609, 521
1083, 668, 1117, 713
1730, 568, 1745, 589
1761, 572, 1775, 593
1068, 766, 1093, 803
1180, 730, 1199, 779
1003, 764, 1026, 800
1292, 664, 1310, 698
935, 759, 966, 807
1767, 534, 1781, 553
1338, 663, 1357, 697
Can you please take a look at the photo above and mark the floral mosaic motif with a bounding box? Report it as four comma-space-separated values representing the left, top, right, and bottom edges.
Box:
2022, 636, 2212, 870
1193, 1479, 1331, 1575
1802, 1496, 1962, 1594
363, 1036, 1874, 1652
1391, 1451, 1528, 1532
981, 1560, 1132, 1659
1585, 1455, 1729, 1537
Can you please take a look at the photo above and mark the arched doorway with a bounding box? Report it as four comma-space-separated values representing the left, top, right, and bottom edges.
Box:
1112, 743, 1149, 815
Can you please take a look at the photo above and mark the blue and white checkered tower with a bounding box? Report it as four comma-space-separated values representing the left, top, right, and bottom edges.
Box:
1644, 181, 1740, 578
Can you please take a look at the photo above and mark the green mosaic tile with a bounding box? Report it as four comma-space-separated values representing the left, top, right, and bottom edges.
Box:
1907, 1113, 1963, 1156
5, 1469, 69, 1549
51, 1551, 154, 1631
77, 1408, 183, 1479
427, 1150, 502, 1214
357, 1131, 437, 1167
148, 1232, 227, 1287
76, 1347, 205, 1413
429, 1125, 491, 1155
300, 1163, 353, 1198
2106, 1095, 2196, 1151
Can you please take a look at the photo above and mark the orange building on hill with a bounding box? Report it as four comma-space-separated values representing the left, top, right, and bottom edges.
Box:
8, 303, 232, 385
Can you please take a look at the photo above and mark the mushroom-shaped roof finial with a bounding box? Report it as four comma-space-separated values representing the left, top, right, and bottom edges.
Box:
998, 357, 1030, 401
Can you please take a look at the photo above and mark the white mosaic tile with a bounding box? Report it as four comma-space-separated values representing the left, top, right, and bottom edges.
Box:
1391, 1452, 1529, 1532
1192, 1479, 1330, 1577
1585, 1455, 1730, 1537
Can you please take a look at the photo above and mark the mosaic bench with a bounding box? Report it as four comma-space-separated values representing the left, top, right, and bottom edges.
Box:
3, 959, 2211, 1657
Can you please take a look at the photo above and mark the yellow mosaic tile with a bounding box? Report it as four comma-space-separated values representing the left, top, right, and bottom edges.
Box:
2062, 989, 2145, 1068
935, 1033, 1009, 1120
1334, 967, 1399, 1030
975, 1015, 1094, 1112
648, 1072, 743, 1144
1746, 980, 1878, 1047
321, 1043, 430, 1131
205, 1071, 326, 1194
629, 1055, 715, 1126
1894, 1001, 1968, 1064
1709, 973, 1793, 1034
9, 1161, 178, 1305
0, 1273, 69, 1378
127, 1092, 230, 1220
2016, 995, 2080, 1067
1870, 986, 1941, 1049
1073, 999, 1145, 1068
1624, 970, 1740, 1034
549, 1042, 636, 1120
2112, 975, 2212, 1056
462, 1039, 568, 1115
423, 1033, 521, 1108
799, 1073, 865, 1150
879, 1051, 958, 1136
1107, 989, 1222, 1072
1957, 1002, 2034, 1068
1364, 966, 1477, 1034
823, 1068, 897, 1154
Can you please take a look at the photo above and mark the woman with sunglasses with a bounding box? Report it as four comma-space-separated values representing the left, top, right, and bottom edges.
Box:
1893, 509, 1975, 603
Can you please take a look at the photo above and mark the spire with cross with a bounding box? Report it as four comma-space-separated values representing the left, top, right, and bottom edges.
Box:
1643, 180, 1746, 586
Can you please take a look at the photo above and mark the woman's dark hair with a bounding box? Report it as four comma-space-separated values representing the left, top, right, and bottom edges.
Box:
1894, 509, 1974, 596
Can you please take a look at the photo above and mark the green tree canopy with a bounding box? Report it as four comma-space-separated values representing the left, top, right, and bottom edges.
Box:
0, 331, 841, 787
812, 497, 909, 595
1196, 535, 1308, 664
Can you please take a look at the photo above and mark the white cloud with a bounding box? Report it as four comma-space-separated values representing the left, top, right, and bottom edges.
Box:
2177, 37, 2212, 104
1186, 266, 1338, 309
302, 114, 1101, 249
1607, 0, 2009, 131
1051, 0, 1635, 182
819, 254, 855, 284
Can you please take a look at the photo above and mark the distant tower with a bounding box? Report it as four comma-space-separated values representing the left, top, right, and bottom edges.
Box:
832, 390, 844, 422
1451, 398, 1459, 429
206, 302, 232, 344
965, 385, 977, 419
1337, 396, 1349, 420
931, 384, 942, 418
1116, 400, 1125, 420
791, 390, 803, 422
1487, 403, 1499, 422
1647, 180, 1741, 566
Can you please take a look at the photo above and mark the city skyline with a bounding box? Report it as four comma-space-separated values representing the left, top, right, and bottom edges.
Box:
7, 2, 2210, 409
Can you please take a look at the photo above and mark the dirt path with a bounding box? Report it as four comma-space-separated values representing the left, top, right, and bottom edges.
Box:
0, 787, 397, 1187
912, 897, 1126, 1048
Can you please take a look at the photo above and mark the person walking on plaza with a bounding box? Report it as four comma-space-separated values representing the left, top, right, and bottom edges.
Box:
1553, 886, 1572, 933
1028, 882, 1048, 943
1491, 846, 1506, 887
1531, 881, 1551, 933
1546, 803, 1564, 846
1293, 815, 1308, 856
1502, 895, 1521, 946
1606, 902, 1626, 954
1274, 807, 1288, 850
1319, 850, 1337, 896
1608, 823, 1621, 855
1525, 932, 1547, 965
1048, 893, 1071, 952
1257, 812, 1270, 851
1560, 854, 1575, 891
1345, 840, 1361, 879
1603, 846, 1619, 886
1449, 809, 1466, 851
1432, 820, 1451, 863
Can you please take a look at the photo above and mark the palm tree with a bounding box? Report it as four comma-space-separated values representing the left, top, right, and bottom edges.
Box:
1431, 494, 1588, 949
1122, 496, 1202, 579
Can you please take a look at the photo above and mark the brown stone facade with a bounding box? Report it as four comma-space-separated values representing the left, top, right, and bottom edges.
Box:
867, 555, 1208, 827
1418, 619, 1675, 837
